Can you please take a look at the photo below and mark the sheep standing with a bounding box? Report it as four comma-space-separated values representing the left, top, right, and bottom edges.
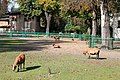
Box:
12, 53, 25, 72
83, 48, 100, 59
54, 36, 60, 41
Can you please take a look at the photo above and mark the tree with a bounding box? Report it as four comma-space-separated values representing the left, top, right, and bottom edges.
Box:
100, 0, 118, 47
60, 0, 93, 34
17, 0, 42, 18
89, 0, 101, 36
36, 0, 60, 35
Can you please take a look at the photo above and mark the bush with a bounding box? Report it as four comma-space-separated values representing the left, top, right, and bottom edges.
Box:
65, 24, 88, 34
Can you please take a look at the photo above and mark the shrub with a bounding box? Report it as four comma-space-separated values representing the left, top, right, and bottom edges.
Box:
65, 24, 88, 34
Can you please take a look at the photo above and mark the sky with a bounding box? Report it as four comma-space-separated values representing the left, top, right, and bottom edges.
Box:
7, 0, 19, 12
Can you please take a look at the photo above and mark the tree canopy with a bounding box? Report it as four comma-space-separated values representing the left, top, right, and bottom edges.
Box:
17, 0, 42, 18
16, 0, 120, 35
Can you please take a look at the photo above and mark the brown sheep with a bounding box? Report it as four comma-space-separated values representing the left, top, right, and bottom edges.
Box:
83, 48, 100, 59
12, 53, 25, 72
52, 44, 61, 48
54, 36, 60, 41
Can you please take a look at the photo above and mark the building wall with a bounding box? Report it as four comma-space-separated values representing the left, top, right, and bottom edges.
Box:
0, 20, 10, 32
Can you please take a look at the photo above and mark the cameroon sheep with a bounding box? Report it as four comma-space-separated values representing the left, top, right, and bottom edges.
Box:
52, 44, 61, 48
12, 53, 25, 72
83, 48, 100, 59
54, 36, 60, 41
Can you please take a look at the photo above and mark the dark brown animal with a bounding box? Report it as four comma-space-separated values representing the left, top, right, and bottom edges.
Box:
54, 36, 60, 41
12, 53, 25, 72
72, 38, 74, 41
83, 48, 100, 59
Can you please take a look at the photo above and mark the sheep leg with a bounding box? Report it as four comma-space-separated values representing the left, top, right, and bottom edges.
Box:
96, 53, 99, 59
20, 64, 22, 70
88, 54, 91, 59
17, 65, 19, 72
23, 62, 25, 69
96, 51, 100, 59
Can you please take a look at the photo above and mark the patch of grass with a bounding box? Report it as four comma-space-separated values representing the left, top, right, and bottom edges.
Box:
0, 51, 120, 80
0, 39, 28, 52
0, 39, 27, 45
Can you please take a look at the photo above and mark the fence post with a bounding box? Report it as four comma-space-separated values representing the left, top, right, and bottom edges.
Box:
89, 35, 92, 47
108, 38, 113, 50
89, 35, 95, 48
45, 32, 49, 37
59, 32, 63, 38
79, 34, 82, 40
10, 32, 13, 38
37, 32, 39, 38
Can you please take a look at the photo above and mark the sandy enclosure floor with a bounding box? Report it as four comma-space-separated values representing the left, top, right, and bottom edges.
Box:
18, 37, 120, 60
2, 37, 119, 59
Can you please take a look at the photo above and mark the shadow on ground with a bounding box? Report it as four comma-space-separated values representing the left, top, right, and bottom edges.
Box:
0, 38, 72, 52
21, 65, 41, 72
89, 57, 107, 60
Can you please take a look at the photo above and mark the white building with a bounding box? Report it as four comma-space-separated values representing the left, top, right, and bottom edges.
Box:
0, 18, 10, 33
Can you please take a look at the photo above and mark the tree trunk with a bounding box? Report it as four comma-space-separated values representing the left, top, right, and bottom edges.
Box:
104, 11, 110, 46
92, 10, 97, 36
45, 11, 52, 36
36, 16, 40, 32
100, 1, 105, 45
100, 1, 110, 47
32, 16, 37, 32
111, 13, 118, 38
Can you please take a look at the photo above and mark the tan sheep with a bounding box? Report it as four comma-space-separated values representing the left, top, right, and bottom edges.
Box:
83, 48, 100, 59
52, 44, 61, 48
12, 53, 25, 72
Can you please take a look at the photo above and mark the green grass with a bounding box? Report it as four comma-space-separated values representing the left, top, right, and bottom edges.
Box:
0, 39, 27, 52
0, 39, 26, 45
0, 51, 120, 80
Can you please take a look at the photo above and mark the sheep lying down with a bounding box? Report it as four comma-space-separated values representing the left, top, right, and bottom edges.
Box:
52, 44, 61, 48
83, 48, 100, 59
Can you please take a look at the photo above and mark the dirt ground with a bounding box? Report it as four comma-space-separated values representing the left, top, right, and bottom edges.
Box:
16, 37, 120, 60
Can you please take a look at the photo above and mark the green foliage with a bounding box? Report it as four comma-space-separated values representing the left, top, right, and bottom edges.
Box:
60, 0, 93, 34
103, 0, 118, 14
65, 23, 74, 32
17, 0, 59, 27
60, 0, 92, 18
65, 23, 88, 34
36, 0, 60, 14
17, 0, 42, 17
16, 0, 120, 34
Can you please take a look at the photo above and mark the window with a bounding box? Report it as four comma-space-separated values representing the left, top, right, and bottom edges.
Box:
118, 21, 120, 28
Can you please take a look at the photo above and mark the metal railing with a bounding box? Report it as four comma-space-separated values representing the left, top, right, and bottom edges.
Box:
0, 31, 120, 49
88, 36, 120, 49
